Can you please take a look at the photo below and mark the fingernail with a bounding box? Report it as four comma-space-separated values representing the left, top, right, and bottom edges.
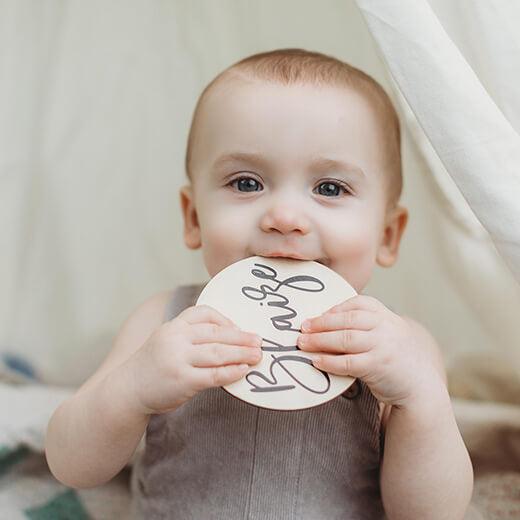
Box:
301, 319, 311, 332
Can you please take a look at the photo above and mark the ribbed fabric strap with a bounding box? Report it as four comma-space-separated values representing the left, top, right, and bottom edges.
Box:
131, 283, 385, 520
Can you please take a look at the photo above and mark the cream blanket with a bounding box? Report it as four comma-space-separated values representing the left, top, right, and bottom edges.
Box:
0, 376, 518, 518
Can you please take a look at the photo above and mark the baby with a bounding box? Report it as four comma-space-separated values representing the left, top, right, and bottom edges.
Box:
45, 48, 474, 519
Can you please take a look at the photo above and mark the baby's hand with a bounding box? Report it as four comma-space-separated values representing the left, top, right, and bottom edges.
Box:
297, 295, 445, 409
123, 305, 262, 415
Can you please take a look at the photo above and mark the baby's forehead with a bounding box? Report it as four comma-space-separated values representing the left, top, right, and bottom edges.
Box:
188, 72, 401, 205
201, 78, 384, 151
199, 76, 387, 142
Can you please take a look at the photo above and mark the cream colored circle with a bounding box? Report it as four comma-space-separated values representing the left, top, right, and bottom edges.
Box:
196, 255, 357, 411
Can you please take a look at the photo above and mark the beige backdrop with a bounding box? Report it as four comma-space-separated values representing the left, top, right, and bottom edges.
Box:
1, 0, 518, 406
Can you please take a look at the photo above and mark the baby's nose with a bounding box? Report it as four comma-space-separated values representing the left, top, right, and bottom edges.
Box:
259, 204, 311, 235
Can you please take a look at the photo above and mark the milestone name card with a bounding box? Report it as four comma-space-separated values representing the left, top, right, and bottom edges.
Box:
196, 256, 357, 410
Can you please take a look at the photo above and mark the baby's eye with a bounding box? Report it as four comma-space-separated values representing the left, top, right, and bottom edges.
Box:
227, 175, 263, 192
314, 180, 351, 197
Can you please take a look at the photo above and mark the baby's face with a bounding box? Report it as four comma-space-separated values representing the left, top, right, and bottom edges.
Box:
181, 79, 406, 292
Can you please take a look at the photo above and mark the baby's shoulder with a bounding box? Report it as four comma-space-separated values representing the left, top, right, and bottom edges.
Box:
74, 289, 175, 394
123, 289, 175, 335
135, 282, 206, 328
105, 288, 177, 366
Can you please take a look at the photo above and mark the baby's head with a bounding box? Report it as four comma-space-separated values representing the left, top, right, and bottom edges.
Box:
180, 48, 408, 292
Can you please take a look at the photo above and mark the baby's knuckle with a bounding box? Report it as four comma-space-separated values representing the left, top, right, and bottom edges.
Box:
360, 295, 380, 309
346, 310, 357, 328
381, 349, 392, 367
167, 316, 186, 331
210, 366, 223, 387
170, 345, 185, 366
311, 315, 327, 330
342, 312, 350, 329
209, 323, 220, 337
209, 343, 221, 363
342, 328, 353, 348
373, 312, 384, 326
186, 371, 204, 392
159, 356, 180, 381
152, 324, 170, 341
343, 355, 353, 374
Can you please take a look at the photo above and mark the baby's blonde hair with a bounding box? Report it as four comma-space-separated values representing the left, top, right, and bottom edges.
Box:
185, 48, 402, 207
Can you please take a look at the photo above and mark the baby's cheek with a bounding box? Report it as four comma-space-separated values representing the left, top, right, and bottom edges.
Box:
200, 213, 248, 276
204, 213, 246, 249
327, 226, 379, 290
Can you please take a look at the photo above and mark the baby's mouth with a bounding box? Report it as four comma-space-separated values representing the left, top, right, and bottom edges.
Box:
256, 253, 328, 266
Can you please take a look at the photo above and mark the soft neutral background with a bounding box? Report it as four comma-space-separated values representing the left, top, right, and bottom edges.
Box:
1, 0, 519, 399
1, 1, 520, 518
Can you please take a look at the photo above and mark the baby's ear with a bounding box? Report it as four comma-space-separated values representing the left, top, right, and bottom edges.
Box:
376, 205, 408, 268
179, 184, 202, 249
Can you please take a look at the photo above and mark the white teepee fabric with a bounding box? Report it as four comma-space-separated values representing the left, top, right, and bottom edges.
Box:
356, 0, 520, 282
1, 2, 519, 517
0, 0, 518, 401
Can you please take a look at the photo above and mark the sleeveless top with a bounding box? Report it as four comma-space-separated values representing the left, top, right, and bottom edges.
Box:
130, 283, 386, 520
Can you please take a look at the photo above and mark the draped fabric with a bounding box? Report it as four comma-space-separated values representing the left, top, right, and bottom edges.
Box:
356, 0, 520, 281
356, 0, 520, 401
1, 2, 519, 518
0, 0, 518, 411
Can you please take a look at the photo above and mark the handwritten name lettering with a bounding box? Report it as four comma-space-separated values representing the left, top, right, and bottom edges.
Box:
241, 262, 330, 394
241, 263, 325, 333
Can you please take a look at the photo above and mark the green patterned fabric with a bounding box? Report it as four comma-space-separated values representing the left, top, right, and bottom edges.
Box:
0, 446, 30, 478
25, 489, 90, 520
0, 381, 132, 519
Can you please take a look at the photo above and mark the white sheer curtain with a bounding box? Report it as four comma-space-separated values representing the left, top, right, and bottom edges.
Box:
1, 1, 518, 403
357, 0, 520, 279
357, 0, 520, 400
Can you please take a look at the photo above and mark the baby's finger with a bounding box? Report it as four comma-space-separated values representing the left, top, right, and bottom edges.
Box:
190, 323, 262, 348
190, 363, 252, 390
189, 343, 263, 368
175, 304, 239, 329
311, 352, 372, 378
301, 310, 378, 334
325, 295, 384, 315
297, 329, 372, 354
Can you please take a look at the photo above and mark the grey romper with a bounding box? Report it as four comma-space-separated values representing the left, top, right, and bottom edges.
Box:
131, 283, 386, 519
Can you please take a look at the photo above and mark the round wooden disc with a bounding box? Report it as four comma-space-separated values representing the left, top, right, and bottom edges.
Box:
196, 255, 357, 410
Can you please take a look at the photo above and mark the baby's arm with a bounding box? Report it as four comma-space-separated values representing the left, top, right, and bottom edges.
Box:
297, 296, 473, 518
379, 317, 474, 520
45, 290, 262, 489
45, 290, 172, 488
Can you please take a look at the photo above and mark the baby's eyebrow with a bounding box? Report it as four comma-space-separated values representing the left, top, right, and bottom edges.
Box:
309, 156, 365, 178
212, 152, 267, 170
212, 152, 365, 179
